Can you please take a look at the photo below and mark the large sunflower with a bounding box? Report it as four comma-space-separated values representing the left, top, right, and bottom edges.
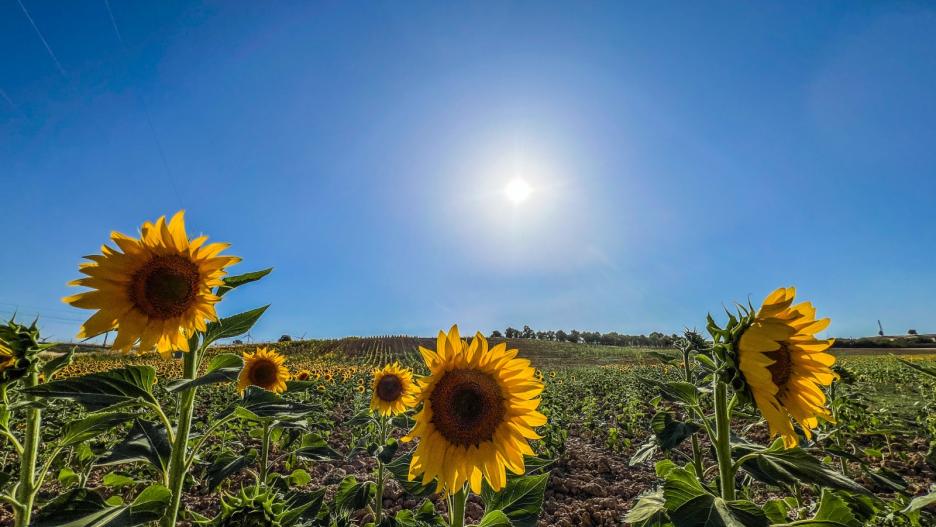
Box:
738, 287, 837, 448
370, 362, 418, 416
238, 347, 290, 394
404, 326, 546, 495
64, 211, 239, 354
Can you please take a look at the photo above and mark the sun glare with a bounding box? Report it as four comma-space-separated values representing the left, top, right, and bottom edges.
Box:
504, 178, 532, 204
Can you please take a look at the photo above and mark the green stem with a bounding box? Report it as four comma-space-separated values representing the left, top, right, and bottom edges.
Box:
260, 421, 272, 483
713, 380, 735, 501
13, 370, 41, 527
374, 415, 388, 524
682, 350, 705, 479
146, 402, 177, 445
0, 429, 23, 455
449, 487, 468, 527
160, 348, 199, 527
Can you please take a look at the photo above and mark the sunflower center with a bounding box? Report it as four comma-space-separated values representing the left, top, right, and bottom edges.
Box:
377, 374, 404, 402
130, 255, 200, 319
249, 360, 280, 388
766, 344, 793, 389
430, 369, 505, 447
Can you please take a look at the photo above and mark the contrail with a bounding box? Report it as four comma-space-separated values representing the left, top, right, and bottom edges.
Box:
16, 0, 67, 78
0, 88, 16, 111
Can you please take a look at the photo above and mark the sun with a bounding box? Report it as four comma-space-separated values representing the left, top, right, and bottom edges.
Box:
504, 178, 532, 204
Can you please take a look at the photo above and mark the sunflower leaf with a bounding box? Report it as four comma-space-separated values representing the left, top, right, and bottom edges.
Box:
475, 510, 512, 527
203, 305, 269, 345
216, 268, 273, 297
25, 366, 158, 411
31, 484, 171, 527
334, 476, 376, 515
60, 412, 136, 448
206, 451, 256, 491
481, 473, 548, 527
222, 386, 318, 420
624, 488, 667, 525
732, 441, 869, 494
651, 412, 701, 450
41, 347, 76, 381
292, 433, 342, 461
98, 419, 172, 477
164, 353, 243, 393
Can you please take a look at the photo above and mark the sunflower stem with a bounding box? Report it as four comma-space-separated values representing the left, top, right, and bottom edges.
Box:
13, 369, 40, 527
259, 420, 272, 483
713, 379, 736, 501
681, 350, 705, 479
449, 487, 468, 527
374, 414, 388, 524
161, 347, 200, 527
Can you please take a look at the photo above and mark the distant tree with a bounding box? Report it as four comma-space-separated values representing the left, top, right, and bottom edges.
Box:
490, 330, 504, 338
909, 329, 918, 335
232, 339, 244, 345
521, 325, 535, 339
569, 330, 582, 343
278, 334, 292, 342
555, 330, 568, 342
545, 330, 556, 341
504, 327, 519, 339
535, 331, 548, 340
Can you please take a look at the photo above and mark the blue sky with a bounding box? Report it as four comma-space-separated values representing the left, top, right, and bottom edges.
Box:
2, 1, 935, 341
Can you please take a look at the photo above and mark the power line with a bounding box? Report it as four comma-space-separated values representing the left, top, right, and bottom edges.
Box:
16, 0, 67, 78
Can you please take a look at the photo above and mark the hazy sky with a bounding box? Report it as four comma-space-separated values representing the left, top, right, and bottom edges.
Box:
3, 1, 936, 341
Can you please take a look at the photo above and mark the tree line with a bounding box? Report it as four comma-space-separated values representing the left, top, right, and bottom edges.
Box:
489, 325, 679, 348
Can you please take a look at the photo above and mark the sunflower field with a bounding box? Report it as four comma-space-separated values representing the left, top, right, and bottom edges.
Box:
1, 212, 935, 527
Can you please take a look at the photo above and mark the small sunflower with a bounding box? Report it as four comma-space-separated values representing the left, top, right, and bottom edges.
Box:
738, 287, 837, 448
238, 347, 290, 394
370, 362, 418, 416
295, 370, 312, 381
0, 341, 15, 377
64, 211, 240, 354
404, 326, 546, 495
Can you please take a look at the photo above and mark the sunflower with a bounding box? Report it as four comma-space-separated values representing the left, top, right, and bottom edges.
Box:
295, 370, 312, 381
63, 211, 240, 354
370, 362, 418, 416
404, 326, 546, 495
0, 341, 14, 376
237, 347, 290, 394
737, 287, 837, 448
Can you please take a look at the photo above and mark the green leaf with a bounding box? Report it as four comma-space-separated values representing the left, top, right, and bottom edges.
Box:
222, 386, 318, 421
763, 498, 790, 524
281, 488, 326, 523
42, 347, 76, 381
32, 484, 171, 527
629, 439, 658, 466
216, 268, 273, 297
203, 305, 269, 344
481, 474, 548, 527
897, 358, 936, 379
58, 468, 79, 487
26, 366, 158, 411
334, 476, 376, 515
165, 353, 243, 393
902, 489, 936, 514
732, 440, 868, 494
475, 510, 512, 527
643, 379, 701, 406
377, 438, 400, 464
624, 488, 667, 525
386, 452, 435, 497
101, 472, 135, 489
651, 412, 701, 451
669, 496, 768, 527
98, 419, 171, 476
206, 452, 256, 491
60, 412, 135, 448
